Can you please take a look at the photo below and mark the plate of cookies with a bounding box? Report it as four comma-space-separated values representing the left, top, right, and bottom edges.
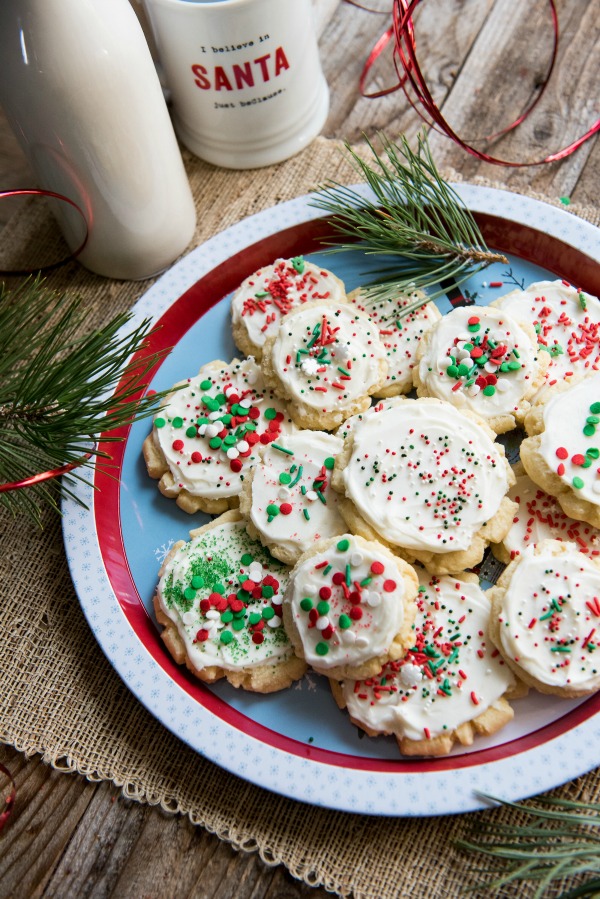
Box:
63, 182, 600, 815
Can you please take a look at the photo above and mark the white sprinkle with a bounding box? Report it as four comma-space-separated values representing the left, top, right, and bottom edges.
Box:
182, 612, 195, 625
205, 609, 220, 620
237, 440, 250, 453
226, 447, 239, 459
400, 663, 423, 687
316, 616, 330, 631
267, 615, 282, 628
350, 551, 363, 566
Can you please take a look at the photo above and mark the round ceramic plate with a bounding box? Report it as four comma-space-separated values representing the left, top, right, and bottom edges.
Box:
62, 184, 600, 816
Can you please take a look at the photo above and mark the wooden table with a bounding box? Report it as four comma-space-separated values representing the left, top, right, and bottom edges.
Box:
0, 1, 597, 895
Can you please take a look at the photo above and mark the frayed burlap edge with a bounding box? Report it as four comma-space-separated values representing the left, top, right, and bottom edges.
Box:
1, 135, 599, 899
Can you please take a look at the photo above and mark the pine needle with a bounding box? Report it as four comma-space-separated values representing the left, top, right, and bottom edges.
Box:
0, 277, 172, 523
456, 794, 600, 897
311, 131, 507, 308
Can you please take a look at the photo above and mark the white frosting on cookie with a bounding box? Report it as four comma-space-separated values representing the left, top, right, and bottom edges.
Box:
493, 279, 600, 398
157, 519, 294, 671
416, 305, 541, 421
496, 541, 600, 690
269, 303, 387, 414
341, 399, 510, 552
231, 257, 345, 350
152, 357, 295, 500
284, 535, 411, 669
350, 288, 440, 392
249, 431, 346, 558
504, 471, 600, 559
342, 570, 515, 742
538, 373, 600, 508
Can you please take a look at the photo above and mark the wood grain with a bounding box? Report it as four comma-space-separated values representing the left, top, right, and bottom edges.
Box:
0, 1, 598, 896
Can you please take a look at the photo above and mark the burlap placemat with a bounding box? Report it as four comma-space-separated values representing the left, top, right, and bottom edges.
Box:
1, 136, 599, 899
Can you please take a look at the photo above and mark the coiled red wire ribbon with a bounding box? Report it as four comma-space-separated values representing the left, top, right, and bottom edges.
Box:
0, 761, 16, 833
351, 0, 600, 166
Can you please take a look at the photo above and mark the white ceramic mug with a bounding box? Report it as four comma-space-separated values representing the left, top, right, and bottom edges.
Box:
142, 0, 329, 169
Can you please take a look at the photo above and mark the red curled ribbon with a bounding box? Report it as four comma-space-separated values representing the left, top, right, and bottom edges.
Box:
356, 0, 600, 166
0, 188, 89, 276
0, 454, 92, 494
0, 761, 16, 833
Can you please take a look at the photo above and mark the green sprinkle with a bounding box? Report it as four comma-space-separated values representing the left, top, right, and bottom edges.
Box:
579, 291, 588, 311
232, 618, 246, 631
266, 503, 279, 517
560, 196, 571, 205
255, 290, 269, 297
339, 614, 351, 629
457, 363, 470, 378
507, 360, 521, 370
213, 582, 225, 595
262, 606, 275, 620
550, 645, 572, 652
200, 379, 212, 390
279, 472, 292, 485
587, 416, 600, 425
315, 642, 329, 656
591, 403, 600, 414
446, 364, 459, 378
483, 385, 496, 396
271, 443, 294, 455
184, 587, 196, 602
262, 585, 275, 598
264, 407, 277, 420
221, 610, 233, 623
154, 417, 165, 428
300, 598, 313, 611
291, 256, 305, 273
573, 476, 585, 489
220, 631, 233, 645
209, 436, 222, 449
346, 564, 352, 587
241, 553, 254, 566
172, 416, 184, 428
303, 508, 310, 521
587, 447, 600, 459
186, 426, 197, 438
337, 538, 350, 552
324, 457, 335, 470
317, 600, 330, 616
191, 576, 204, 589
249, 612, 262, 625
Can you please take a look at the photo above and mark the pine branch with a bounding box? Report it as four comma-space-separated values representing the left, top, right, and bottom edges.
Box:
0, 278, 172, 523
311, 131, 507, 308
456, 794, 600, 898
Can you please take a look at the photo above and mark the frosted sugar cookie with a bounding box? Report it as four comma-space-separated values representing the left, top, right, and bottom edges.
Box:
520, 373, 600, 528
492, 279, 600, 401
261, 301, 388, 429
282, 533, 418, 680
348, 286, 441, 396
143, 357, 295, 514
154, 510, 306, 691
332, 396, 516, 575
239, 430, 346, 565
331, 569, 516, 756
230, 256, 346, 360
491, 461, 600, 565
413, 305, 547, 433
488, 539, 600, 698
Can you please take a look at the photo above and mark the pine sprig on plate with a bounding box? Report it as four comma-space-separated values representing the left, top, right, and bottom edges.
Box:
457, 794, 600, 897
311, 132, 507, 311
0, 278, 171, 522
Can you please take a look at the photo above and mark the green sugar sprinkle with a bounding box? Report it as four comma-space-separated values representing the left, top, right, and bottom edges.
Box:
154, 417, 165, 428
315, 642, 329, 656
300, 597, 313, 611
339, 614, 351, 629
200, 379, 212, 390
573, 476, 585, 489
337, 538, 350, 552
324, 457, 335, 470
220, 631, 233, 645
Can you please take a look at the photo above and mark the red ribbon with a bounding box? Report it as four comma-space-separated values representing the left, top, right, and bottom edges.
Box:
0, 762, 16, 833
0, 454, 92, 493
0, 188, 89, 276
355, 0, 600, 166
